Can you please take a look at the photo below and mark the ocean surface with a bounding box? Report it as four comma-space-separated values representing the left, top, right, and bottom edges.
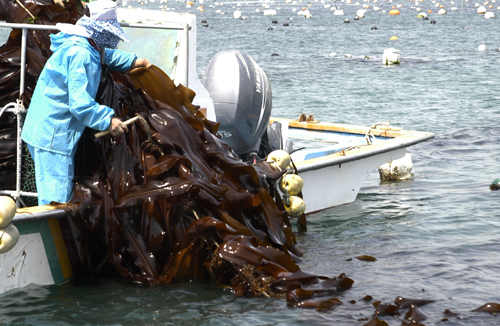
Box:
2, 1, 500, 325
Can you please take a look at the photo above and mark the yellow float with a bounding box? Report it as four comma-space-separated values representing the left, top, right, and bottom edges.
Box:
0, 196, 16, 228
0, 224, 20, 253
280, 174, 304, 196
266, 150, 291, 170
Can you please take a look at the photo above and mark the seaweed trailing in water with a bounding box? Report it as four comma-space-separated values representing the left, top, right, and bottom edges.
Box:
0, 1, 353, 307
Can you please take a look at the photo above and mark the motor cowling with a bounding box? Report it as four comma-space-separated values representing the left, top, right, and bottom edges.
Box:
202, 51, 274, 160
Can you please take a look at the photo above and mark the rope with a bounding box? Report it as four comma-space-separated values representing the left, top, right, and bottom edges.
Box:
15, 0, 35, 20
365, 119, 390, 145
15, 99, 26, 200
0, 102, 17, 118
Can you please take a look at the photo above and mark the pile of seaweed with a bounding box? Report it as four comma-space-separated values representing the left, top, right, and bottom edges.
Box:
0, 0, 353, 309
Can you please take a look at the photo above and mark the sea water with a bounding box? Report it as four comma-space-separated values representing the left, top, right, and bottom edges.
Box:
1, 2, 500, 325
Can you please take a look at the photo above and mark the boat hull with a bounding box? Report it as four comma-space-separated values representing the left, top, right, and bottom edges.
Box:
0, 208, 80, 294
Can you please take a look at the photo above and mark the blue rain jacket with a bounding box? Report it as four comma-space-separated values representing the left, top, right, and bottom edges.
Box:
21, 32, 137, 156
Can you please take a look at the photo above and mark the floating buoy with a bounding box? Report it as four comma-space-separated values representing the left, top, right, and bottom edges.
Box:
0, 196, 16, 229
478, 44, 486, 51
390, 35, 398, 40
0, 224, 20, 253
438, 8, 446, 14
280, 174, 304, 195
329, 52, 337, 57
284, 196, 306, 217
266, 150, 291, 170
357, 8, 367, 17
389, 8, 400, 14
344, 53, 352, 58
430, 19, 436, 23
344, 18, 350, 23
233, 10, 242, 18
383, 48, 400, 65
484, 11, 494, 18
378, 153, 414, 181
418, 12, 428, 18
371, 26, 378, 30
490, 178, 500, 190
477, 5, 486, 13
428, 9, 432, 12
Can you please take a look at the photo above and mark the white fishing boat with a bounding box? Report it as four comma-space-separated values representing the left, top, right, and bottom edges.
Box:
0, 9, 434, 294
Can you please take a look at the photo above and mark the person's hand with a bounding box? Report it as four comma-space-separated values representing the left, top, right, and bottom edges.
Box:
133, 59, 152, 69
109, 117, 129, 137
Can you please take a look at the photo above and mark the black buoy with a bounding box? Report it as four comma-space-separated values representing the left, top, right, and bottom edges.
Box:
268, 27, 274, 30
283, 22, 289, 26
272, 19, 278, 24
202, 23, 209, 27
344, 18, 350, 23
490, 178, 500, 190
271, 53, 280, 56
371, 26, 378, 30
354, 16, 359, 20
422, 16, 429, 20
201, 19, 207, 23
430, 20, 436, 24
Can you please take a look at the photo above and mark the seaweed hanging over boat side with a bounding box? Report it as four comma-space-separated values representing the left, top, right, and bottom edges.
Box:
64, 65, 354, 302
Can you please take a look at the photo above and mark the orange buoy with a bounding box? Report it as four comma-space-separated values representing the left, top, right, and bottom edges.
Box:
389, 9, 400, 14
428, 9, 432, 12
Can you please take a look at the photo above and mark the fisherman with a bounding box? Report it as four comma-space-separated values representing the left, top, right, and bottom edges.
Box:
21, 0, 152, 205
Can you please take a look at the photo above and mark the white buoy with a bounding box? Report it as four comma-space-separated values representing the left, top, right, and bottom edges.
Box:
333, 9, 344, 15
266, 150, 291, 170
378, 153, 414, 181
484, 11, 494, 18
438, 8, 447, 14
284, 196, 306, 217
383, 48, 400, 65
233, 10, 242, 18
417, 12, 428, 18
263, 9, 277, 15
329, 52, 337, 57
280, 174, 304, 195
357, 8, 367, 17
477, 5, 487, 12
478, 44, 486, 51
0, 196, 16, 229
0, 224, 20, 253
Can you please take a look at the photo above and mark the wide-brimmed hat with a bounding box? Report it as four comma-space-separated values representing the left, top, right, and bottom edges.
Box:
76, 0, 129, 48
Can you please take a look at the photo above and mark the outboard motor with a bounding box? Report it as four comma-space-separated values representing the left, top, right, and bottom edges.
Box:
202, 50, 282, 162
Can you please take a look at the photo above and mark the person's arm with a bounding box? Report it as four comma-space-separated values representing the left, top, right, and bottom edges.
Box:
104, 48, 151, 72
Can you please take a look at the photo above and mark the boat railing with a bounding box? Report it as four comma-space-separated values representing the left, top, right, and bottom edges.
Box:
0, 20, 190, 206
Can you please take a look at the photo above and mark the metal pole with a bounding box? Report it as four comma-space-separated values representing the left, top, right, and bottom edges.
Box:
20, 28, 26, 97
182, 23, 189, 88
